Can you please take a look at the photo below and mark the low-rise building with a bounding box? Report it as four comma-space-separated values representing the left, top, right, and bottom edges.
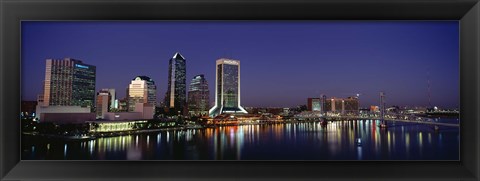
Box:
35, 105, 91, 122
41, 113, 96, 124
102, 103, 154, 121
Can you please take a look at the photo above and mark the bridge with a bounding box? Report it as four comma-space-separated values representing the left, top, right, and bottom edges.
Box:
384, 118, 458, 127
323, 115, 459, 127
317, 91, 459, 128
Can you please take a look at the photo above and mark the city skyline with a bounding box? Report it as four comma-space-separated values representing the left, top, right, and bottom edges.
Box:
21, 21, 459, 108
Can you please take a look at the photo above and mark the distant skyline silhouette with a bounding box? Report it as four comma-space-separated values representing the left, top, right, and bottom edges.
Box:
21, 21, 459, 108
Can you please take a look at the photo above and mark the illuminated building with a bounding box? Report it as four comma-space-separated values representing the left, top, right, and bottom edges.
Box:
207, 114, 282, 125
88, 120, 148, 133
188, 74, 210, 116
96, 89, 111, 119
128, 76, 157, 113
324, 96, 359, 115
42, 58, 96, 110
89, 103, 156, 132
107, 89, 117, 109
103, 103, 154, 121
307, 98, 322, 112
209, 58, 248, 117
282, 108, 290, 116
165, 52, 187, 115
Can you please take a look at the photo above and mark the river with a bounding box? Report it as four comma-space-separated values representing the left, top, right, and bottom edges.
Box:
22, 118, 460, 160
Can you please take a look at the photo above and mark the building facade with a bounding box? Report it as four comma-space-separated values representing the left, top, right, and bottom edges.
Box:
35, 105, 92, 122
43, 58, 96, 110
324, 96, 359, 115
103, 103, 154, 121
118, 98, 129, 112
107, 89, 117, 109
307, 98, 322, 112
343, 96, 360, 114
128, 76, 157, 113
209, 58, 248, 117
165, 52, 187, 115
96, 89, 111, 119
188, 75, 210, 116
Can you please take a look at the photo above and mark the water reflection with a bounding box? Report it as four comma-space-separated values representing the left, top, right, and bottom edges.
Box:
357, 146, 363, 160
23, 119, 459, 160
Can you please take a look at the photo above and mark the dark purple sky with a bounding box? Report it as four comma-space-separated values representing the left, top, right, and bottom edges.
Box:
21, 21, 459, 108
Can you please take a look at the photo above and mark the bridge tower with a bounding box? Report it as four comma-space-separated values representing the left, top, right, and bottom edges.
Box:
379, 92, 387, 128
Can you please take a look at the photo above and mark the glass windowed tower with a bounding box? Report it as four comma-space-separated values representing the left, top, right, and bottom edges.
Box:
43, 58, 96, 110
128, 76, 156, 112
188, 74, 210, 116
165, 52, 187, 115
209, 58, 248, 117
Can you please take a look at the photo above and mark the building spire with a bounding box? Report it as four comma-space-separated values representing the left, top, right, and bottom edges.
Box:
172, 52, 185, 60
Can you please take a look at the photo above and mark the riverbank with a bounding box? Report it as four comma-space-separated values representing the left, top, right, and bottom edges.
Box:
22, 125, 205, 141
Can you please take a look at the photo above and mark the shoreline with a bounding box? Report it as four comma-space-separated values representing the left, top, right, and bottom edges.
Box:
23, 118, 459, 141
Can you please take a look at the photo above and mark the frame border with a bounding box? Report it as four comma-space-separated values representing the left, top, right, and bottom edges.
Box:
1, 0, 479, 180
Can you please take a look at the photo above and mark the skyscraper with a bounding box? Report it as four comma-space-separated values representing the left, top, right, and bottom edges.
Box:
43, 58, 96, 110
107, 89, 117, 109
188, 74, 210, 116
165, 52, 187, 115
307, 98, 321, 112
209, 58, 248, 117
128, 76, 157, 112
96, 89, 111, 119
324, 97, 359, 115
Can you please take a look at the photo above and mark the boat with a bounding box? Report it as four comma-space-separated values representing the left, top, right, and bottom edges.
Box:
357, 138, 362, 146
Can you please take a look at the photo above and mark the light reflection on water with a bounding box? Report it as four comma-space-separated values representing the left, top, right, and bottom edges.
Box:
22, 119, 459, 160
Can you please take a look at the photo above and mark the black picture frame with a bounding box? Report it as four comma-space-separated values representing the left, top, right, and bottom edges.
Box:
1, 0, 479, 180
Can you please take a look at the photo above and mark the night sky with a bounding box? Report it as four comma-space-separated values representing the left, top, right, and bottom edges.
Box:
21, 21, 459, 108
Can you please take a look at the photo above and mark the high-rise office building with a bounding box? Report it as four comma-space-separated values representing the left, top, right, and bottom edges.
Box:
209, 58, 248, 117
165, 52, 187, 114
43, 58, 96, 110
324, 96, 359, 115
321, 94, 327, 114
96, 89, 111, 119
188, 75, 210, 116
128, 76, 157, 113
344, 96, 360, 115
325, 97, 342, 113
107, 89, 117, 109
307, 98, 322, 112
